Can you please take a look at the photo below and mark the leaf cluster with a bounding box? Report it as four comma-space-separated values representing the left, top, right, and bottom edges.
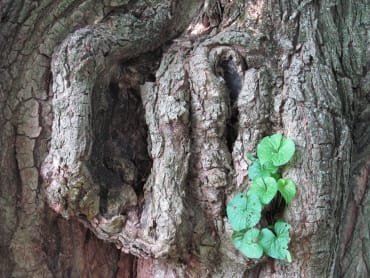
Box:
227, 134, 296, 262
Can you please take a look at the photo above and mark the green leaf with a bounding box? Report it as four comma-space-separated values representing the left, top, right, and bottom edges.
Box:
227, 193, 248, 231
249, 177, 278, 205
228, 134, 296, 262
259, 221, 292, 262
259, 228, 275, 251
231, 231, 244, 249
246, 153, 257, 162
257, 134, 295, 166
244, 193, 263, 229
278, 178, 296, 204
233, 228, 263, 259
227, 193, 262, 231
274, 221, 291, 246
267, 237, 292, 262
248, 159, 279, 180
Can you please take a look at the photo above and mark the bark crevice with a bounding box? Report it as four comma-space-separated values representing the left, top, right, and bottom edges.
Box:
39, 0, 204, 261
1, 0, 369, 277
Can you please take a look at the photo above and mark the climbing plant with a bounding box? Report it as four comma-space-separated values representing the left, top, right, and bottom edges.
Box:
227, 134, 296, 262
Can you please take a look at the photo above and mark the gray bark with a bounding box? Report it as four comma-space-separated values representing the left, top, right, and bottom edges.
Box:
0, 0, 369, 277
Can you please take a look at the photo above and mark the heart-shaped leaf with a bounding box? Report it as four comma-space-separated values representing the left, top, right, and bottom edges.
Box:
227, 134, 296, 262
233, 228, 263, 259
227, 193, 262, 231
248, 159, 279, 180
278, 178, 296, 204
246, 153, 257, 162
226, 193, 248, 231
257, 134, 295, 166
274, 220, 291, 246
249, 177, 278, 205
259, 221, 292, 262
259, 227, 275, 251
266, 236, 292, 262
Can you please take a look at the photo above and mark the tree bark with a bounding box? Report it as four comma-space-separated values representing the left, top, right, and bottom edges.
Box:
0, 0, 369, 277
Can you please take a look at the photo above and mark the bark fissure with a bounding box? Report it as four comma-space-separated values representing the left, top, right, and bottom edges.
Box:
219, 54, 243, 153
0, 0, 369, 277
40, 0, 202, 261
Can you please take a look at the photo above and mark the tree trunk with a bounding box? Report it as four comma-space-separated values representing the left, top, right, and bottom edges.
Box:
0, 0, 369, 277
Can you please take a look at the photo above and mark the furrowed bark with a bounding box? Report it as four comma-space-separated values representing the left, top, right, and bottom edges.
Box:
41, 0, 201, 258
0, 0, 369, 277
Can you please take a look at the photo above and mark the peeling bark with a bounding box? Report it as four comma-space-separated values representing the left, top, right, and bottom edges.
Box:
0, 0, 369, 277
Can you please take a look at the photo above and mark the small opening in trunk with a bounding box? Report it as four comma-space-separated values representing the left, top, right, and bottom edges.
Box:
220, 56, 242, 153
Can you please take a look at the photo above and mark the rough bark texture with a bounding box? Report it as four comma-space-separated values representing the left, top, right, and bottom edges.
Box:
0, 0, 369, 277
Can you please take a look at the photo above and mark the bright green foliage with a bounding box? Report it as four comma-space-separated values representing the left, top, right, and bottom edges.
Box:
227, 134, 297, 262
259, 221, 292, 262
246, 153, 257, 162
259, 228, 275, 249
248, 159, 279, 180
274, 220, 291, 242
249, 177, 278, 205
278, 178, 296, 204
232, 228, 264, 259
227, 193, 262, 231
257, 133, 295, 166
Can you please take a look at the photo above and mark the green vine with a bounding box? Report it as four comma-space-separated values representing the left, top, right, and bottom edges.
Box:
227, 134, 296, 262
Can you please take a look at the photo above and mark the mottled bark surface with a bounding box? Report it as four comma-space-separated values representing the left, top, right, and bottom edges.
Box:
0, 0, 369, 277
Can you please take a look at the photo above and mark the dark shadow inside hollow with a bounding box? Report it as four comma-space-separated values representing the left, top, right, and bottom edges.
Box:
89, 52, 161, 217
261, 192, 286, 227
92, 84, 152, 217
220, 56, 242, 153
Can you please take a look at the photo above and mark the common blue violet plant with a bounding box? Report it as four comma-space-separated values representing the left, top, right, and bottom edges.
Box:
227, 134, 296, 262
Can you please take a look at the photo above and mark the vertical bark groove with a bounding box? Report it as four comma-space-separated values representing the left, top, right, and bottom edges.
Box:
0, 0, 369, 277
